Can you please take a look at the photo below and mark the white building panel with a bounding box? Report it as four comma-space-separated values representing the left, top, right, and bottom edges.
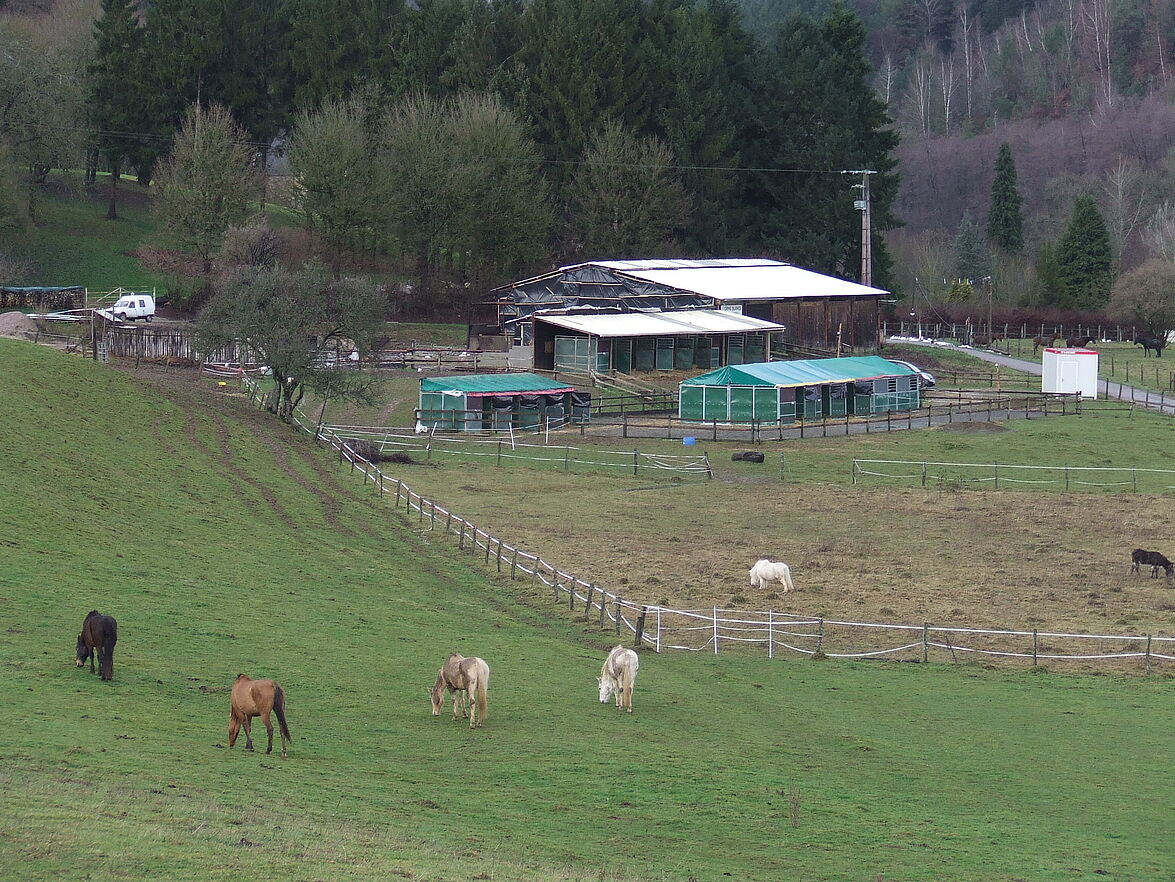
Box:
1042, 347, 1099, 399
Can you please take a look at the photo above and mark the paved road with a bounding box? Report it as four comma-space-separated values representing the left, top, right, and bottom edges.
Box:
891, 338, 1175, 415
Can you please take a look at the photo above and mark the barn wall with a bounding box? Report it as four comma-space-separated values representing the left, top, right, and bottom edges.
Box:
771, 297, 880, 351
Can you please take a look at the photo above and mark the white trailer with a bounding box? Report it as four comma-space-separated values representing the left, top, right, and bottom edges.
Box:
1042, 347, 1098, 399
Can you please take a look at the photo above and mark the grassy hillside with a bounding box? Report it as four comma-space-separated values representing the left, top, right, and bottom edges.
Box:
0, 339, 1172, 881
5, 179, 169, 290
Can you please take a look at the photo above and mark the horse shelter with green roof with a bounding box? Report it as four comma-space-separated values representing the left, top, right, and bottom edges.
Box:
418, 372, 589, 432
678, 356, 920, 423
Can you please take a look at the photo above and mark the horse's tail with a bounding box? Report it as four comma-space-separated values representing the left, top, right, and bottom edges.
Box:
99, 617, 117, 679
781, 565, 795, 593
474, 663, 488, 724
273, 684, 292, 742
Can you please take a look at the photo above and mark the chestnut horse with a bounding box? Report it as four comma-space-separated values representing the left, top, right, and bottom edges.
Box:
429, 652, 490, 728
76, 610, 118, 681
229, 674, 292, 756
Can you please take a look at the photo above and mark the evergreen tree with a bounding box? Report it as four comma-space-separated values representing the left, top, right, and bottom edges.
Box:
1027, 240, 1067, 307
742, 4, 900, 284
650, 0, 752, 252
953, 210, 991, 283
1057, 195, 1113, 310
516, 0, 652, 194
287, 0, 413, 110
88, 0, 148, 219
140, 0, 295, 178
986, 142, 1024, 254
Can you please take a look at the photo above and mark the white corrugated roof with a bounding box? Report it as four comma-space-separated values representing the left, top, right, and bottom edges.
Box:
534, 309, 784, 337
610, 260, 888, 301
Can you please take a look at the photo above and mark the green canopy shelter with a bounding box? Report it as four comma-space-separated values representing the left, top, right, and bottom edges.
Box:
679, 357, 919, 423
419, 372, 587, 432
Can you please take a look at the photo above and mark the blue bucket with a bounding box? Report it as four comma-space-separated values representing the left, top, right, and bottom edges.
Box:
682, 436, 697, 446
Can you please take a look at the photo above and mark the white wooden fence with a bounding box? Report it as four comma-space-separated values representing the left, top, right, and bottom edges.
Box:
239, 376, 1175, 669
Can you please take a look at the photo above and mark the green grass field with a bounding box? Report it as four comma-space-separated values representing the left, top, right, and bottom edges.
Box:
2, 339, 1174, 881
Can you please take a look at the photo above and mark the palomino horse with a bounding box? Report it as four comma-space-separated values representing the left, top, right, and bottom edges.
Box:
749, 559, 795, 593
228, 674, 292, 756
429, 652, 490, 728
598, 645, 639, 712
76, 610, 118, 681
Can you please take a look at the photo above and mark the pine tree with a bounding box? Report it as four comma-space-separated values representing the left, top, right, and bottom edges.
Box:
1027, 240, 1067, 307
742, 5, 900, 284
88, 0, 147, 219
1057, 195, 1113, 310
953, 210, 991, 284
986, 142, 1024, 254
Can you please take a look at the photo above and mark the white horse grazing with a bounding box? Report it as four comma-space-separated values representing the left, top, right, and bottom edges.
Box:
597, 645, 639, 713
749, 559, 795, 593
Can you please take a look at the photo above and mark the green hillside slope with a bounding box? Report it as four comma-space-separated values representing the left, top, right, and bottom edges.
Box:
0, 339, 1172, 881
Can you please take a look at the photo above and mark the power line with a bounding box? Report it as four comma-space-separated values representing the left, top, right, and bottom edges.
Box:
18, 121, 880, 178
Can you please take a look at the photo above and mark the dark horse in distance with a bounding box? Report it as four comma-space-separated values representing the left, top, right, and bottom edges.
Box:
1130, 549, 1173, 579
76, 610, 118, 681
1133, 336, 1166, 358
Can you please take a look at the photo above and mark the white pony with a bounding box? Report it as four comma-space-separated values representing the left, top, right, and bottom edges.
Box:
749, 559, 795, 593
597, 645, 639, 713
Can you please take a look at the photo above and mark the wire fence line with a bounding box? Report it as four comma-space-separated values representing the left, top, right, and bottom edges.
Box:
321, 423, 713, 480
853, 459, 1175, 493
235, 375, 1175, 670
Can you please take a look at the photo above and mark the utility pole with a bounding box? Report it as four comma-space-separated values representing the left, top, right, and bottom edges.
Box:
846, 170, 876, 287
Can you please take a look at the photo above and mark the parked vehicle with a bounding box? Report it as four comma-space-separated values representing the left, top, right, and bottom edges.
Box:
886, 358, 936, 388
97, 294, 155, 323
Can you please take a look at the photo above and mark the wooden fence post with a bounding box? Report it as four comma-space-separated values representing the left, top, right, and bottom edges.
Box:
1032, 630, 1038, 664
634, 607, 647, 647
921, 623, 929, 663
816, 617, 824, 656
599, 592, 607, 626
458, 521, 465, 550
496, 539, 503, 573
615, 600, 622, 634
511, 547, 518, 580
1145, 634, 1152, 674
584, 584, 594, 619
713, 607, 720, 655
569, 583, 575, 610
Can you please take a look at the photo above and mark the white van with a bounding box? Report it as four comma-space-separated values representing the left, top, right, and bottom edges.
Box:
98, 293, 155, 322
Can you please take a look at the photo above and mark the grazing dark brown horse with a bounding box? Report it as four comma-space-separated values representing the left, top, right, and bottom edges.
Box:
1130, 549, 1173, 579
76, 610, 118, 681
1133, 336, 1166, 358
1066, 335, 1096, 349
1032, 334, 1059, 354
229, 674, 292, 756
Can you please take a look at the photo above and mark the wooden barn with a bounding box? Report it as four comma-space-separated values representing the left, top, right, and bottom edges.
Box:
678, 357, 920, 423
532, 310, 784, 373
418, 373, 589, 432
492, 258, 888, 352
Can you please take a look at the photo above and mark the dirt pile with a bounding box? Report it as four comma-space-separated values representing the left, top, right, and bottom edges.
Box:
0, 311, 38, 341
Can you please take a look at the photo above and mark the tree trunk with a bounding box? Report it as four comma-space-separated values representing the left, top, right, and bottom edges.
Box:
106, 160, 121, 221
